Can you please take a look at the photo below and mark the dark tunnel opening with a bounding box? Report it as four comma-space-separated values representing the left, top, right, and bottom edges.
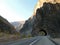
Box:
39, 29, 47, 36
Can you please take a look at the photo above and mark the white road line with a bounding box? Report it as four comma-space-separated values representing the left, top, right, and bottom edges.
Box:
29, 39, 39, 45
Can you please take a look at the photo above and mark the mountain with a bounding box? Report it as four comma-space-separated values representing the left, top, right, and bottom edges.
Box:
32, 3, 60, 38
0, 16, 15, 33
33, 0, 60, 15
20, 0, 60, 38
11, 21, 25, 32
20, 17, 35, 35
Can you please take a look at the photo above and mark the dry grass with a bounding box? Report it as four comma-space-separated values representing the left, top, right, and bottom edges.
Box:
0, 32, 21, 42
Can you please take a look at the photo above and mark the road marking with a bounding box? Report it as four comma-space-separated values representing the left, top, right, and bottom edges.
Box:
29, 39, 39, 45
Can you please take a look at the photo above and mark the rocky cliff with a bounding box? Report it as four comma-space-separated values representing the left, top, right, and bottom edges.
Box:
20, 17, 34, 35
32, 3, 60, 38
20, 0, 60, 38
33, 0, 60, 15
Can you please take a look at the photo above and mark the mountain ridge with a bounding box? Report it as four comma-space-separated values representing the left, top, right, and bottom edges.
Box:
0, 16, 15, 33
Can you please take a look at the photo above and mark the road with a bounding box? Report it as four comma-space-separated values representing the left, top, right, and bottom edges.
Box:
0, 36, 60, 45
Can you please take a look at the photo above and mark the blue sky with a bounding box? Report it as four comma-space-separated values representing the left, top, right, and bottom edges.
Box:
0, 0, 37, 22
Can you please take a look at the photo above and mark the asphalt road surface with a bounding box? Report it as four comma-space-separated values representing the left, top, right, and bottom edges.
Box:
0, 36, 60, 45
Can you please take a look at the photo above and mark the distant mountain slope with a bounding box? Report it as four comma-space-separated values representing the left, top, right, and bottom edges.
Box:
11, 21, 25, 32
11, 22, 21, 28
20, 16, 36, 36
0, 16, 15, 33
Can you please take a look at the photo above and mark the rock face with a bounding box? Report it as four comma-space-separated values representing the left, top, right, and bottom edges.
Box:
0, 16, 15, 33
33, 0, 60, 15
32, 2, 60, 38
20, 17, 35, 36
20, 0, 60, 38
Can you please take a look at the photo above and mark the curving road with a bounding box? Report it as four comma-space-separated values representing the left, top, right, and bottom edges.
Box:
0, 36, 59, 45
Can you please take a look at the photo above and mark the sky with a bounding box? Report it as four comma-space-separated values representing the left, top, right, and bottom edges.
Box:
0, 0, 37, 22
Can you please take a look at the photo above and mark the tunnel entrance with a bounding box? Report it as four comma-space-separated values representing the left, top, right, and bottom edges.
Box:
39, 29, 47, 36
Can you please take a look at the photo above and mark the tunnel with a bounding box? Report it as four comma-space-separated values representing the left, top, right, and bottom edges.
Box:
39, 29, 47, 36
